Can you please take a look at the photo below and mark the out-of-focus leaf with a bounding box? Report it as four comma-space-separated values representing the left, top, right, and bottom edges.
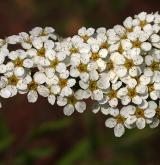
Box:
0, 117, 13, 153
0, 136, 13, 153
30, 118, 72, 138
13, 147, 53, 165
121, 127, 158, 146
57, 138, 91, 165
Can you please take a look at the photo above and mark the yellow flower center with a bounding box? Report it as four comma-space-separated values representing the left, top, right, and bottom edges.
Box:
106, 60, 114, 70
13, 58, 24, 67
100, 42, 109, 49
59, 79, 67, 88
82, 35, 89, 42
8, 75, 19, 86
150, 61, 159, 71
28, 81, 38, 90
50, 59, 59, 68
118, 44, 124, 54
107, 90, 117, 99
116, 115, 125, 123
70, 47, 79, 54
128, 88, 137, 98
124, 59, 134, 69
132, 40, 141, 48
140, 20, 147, 28
148, 84, 154, 92
89, 81, 97, 91
67, 96, 77, 105
135, 108, 144, 118
91, 53, 100, 61
77, 63, 88, 73
37, 48, 45, 57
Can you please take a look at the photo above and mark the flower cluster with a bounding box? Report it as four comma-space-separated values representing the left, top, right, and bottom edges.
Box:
0, 12, 160, 137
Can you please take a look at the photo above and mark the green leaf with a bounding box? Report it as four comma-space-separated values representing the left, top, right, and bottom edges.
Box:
57, 138, 91, 165
30, 118, 72, 138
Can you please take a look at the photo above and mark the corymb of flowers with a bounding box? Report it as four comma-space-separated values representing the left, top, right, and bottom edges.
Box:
0, 12, 160, 137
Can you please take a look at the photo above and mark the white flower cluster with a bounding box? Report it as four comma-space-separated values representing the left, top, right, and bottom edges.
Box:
0, 12, 160, 137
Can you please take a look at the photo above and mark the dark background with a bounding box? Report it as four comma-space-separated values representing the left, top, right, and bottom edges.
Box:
0, 0, 160, 164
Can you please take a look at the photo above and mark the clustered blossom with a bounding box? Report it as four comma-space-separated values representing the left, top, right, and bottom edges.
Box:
0, 12, 160, 137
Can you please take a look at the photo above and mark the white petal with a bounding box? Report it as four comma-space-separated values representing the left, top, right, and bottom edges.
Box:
63, 104, 74, 116
105, 118, 117, 128
48, 94, 56, 105
75, 101, 86, 113
27, 90, 38, 103
114, 124, 125, 137
136, 117, 145, 129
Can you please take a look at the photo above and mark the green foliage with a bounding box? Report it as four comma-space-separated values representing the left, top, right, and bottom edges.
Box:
57, 138, 91, 165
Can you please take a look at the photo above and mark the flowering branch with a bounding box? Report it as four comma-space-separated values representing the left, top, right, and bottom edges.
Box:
0, 12, 160, 137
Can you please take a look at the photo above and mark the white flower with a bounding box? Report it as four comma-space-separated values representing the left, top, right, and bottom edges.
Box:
105, 107, 131, 137
117, 85, 147, 105
111, 52, 143, 77
51, 73, 76, 97
57, 92, 86, 116
78, 27, 95, 43
79, 72, 110, 101
125, 101, 157, 129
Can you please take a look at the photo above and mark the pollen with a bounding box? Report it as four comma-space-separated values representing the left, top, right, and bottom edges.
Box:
59, 79, 67, 88
8, 75, 19, 86
37, 48, 45, 57
135, 108, 144, 118
107, 90, 117, 99
132, 40, 141, 48
89, 81, 97, 91
13, 58, 24, 67
91, 53, 100, 61
70, 47, 79, 54
124, 59, 134, 69
150, 61, 159, 71
116, 115, 125, 123
50, 59, 59, 68
77, 63, 87, 73
128, 88, 137, 98
28, 81, 38, 90
68, 96, 77, 105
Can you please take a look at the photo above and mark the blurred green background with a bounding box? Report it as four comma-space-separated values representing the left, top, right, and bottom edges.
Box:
0, 0, 160, 164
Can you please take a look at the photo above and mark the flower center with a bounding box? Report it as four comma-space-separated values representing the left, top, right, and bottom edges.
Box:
106, 60, 114, 70
107, 90, 117, 99
135, 108, 144, 118
28, 81, 38, 90
50, 59, 59, 68
118, 44, 124, 54
116, 115, 125, 123
82, 35, 89, 42
150, 61, 159, 71
91, 53, 100, 61
100, 42, 109, 49
70, 47, 79, 54
8, 75, 19, 85
132, 40, 141, 48
127, 28, 133, 33
140, 20, 147, 28
13, 58, 24, 67
59, 79, 67, 88
124, 59, 134, 69
148, 84, 154, 92
37, 48, 45, 57
77, 63, 88, 73
89, 81, 97, 91
67, 96, 77, 105
128, 88, 137, 98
